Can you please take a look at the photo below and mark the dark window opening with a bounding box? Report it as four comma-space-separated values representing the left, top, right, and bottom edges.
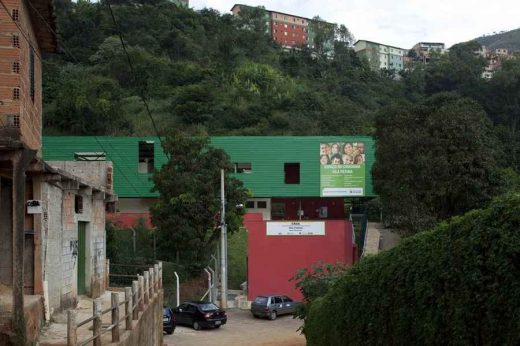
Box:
12, 61, 20, 73
75, 195, 83, 214
29, 49, 34, 102
257, 201, 267, 209
284, 163, 300, 184
234, 163, 252, 173
138, 141, 154, 173
105, 202, 116, 213
245, 201, 255, 209
74, 152, 106, 161
13, 87, 20, 100
12, 35, 19, 48
12, 9, 19, 21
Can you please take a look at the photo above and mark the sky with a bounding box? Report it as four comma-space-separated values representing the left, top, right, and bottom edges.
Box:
189, 0, 520, 48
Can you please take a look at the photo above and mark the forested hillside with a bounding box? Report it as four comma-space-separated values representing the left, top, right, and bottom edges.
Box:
43, 0, 403, 136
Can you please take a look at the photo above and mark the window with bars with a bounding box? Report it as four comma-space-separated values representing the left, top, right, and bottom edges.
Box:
7, 114, 20, 127
12, 9, 19, 21
12, 61, 20, 73
13, 88, 20, 100
12, 35, 20, 48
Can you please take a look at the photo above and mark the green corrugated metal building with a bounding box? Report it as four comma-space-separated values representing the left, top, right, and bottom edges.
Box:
43, 136, 376, 198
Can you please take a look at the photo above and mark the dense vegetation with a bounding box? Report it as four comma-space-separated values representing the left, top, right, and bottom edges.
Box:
302, 193, 520, 345
44, 0, 520, 232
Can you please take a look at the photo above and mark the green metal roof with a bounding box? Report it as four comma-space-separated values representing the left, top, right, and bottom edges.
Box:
43, 136, 376, 198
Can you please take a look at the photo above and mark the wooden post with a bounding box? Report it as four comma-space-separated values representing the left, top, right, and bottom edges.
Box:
144, 271, 149, 305
67, 310, 77, 346
93, 298, 102, 346
149, 267, 155, 296
131, 281, 139, 320
154, 264, 159, 292
138, 275, 145, 311
158, 262, 163, 289
111, 292, 120, 342
125, 287, 133, 329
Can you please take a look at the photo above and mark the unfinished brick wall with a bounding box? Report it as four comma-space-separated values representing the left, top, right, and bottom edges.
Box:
0, 0, 43, 153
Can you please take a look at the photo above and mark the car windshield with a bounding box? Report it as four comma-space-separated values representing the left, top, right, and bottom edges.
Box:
199, 303, 219, 311
254, 296, 268, 305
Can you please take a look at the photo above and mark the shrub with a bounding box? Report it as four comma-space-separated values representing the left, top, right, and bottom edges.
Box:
304, 193, 520, 346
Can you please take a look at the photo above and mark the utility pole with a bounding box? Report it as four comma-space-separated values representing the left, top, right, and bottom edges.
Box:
220, 169, 227, 308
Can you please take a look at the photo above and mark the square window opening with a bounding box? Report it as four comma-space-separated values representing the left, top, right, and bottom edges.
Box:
284, 163, 300, 184
245, 201, 255, 209
12, 61, 20, 73
13, 88, 20, 100
234, 163, 252, 173
75, 195, 83, 214
138, 141, 155, 173
257, 201, 267, 208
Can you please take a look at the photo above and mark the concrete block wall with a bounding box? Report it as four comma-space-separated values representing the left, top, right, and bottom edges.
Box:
39, 181, 108, 313
46, 161, 113, 193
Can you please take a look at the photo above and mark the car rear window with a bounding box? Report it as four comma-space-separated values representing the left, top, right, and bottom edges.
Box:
254, 296, 268, 305
199, 303, 219, 311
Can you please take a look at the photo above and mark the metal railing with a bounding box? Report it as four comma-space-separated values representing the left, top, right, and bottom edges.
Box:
66, 262, 163, 346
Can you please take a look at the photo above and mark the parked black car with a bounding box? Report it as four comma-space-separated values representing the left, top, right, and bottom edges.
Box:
172, 301, 227, 330
163, 307, 176, 335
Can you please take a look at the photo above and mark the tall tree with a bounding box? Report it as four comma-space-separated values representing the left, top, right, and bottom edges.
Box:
150, 130, 248, 268
372, 93, 502, 234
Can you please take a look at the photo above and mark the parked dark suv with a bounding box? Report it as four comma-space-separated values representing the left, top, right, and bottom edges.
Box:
250, 294, 299, 320
163, 307, 176, 335
172, 301, 227, 330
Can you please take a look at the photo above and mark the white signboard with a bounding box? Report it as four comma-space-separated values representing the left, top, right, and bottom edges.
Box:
266, 221, 325, 236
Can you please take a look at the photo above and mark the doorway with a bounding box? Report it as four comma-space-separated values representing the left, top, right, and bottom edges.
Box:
77, 222, 87, 295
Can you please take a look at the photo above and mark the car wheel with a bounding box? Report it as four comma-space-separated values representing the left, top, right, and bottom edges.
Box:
166, 327, 174, 335
214, 325, 221, 329
193, 321, 201, 330
269, 311, 277, 320
251, 313, 258, 318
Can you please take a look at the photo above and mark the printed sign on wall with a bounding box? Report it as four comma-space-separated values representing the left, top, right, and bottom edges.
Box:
266, 221, 326, 236
319, 142, 366, 196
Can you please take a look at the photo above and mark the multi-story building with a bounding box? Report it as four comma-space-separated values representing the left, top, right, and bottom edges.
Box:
231, 4, 333, 50
410, 42, 446, 64
354, 40, 406, 72
43, 136, 375, 300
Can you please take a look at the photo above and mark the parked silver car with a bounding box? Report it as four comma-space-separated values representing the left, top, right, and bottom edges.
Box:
250, 294, 299, 320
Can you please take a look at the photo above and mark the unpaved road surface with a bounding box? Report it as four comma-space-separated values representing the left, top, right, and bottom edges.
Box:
164, 308, 305, 346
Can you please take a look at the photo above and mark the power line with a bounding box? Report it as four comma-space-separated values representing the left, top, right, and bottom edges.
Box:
93, 136, 142, 196
104, 0, 168, 158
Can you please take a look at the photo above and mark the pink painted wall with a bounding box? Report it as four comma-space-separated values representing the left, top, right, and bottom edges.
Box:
245, 213, 355, 301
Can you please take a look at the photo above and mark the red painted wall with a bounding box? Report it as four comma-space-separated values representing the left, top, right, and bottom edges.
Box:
107, 212, 153, 229
245, 213, 355, 301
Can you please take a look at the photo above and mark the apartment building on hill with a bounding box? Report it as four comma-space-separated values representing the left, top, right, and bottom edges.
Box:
354, 40, 406, 72
231, 4, 334, 50
409, 42, 446, 64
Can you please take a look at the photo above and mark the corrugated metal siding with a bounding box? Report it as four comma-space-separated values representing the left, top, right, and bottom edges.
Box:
43, 136, 376, 198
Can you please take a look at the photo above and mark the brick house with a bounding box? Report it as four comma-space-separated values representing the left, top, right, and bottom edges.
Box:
0, 1, 115, 343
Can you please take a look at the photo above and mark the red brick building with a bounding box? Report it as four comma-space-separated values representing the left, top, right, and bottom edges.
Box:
231, 4, 312, 49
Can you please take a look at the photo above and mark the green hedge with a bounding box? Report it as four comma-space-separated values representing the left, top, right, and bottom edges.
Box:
304, 193, 520, 346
